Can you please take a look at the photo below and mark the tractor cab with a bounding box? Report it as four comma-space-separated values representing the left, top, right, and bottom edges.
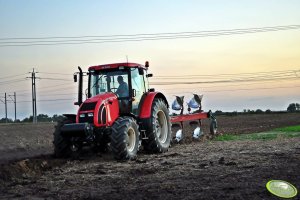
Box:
87, 62, 150, 115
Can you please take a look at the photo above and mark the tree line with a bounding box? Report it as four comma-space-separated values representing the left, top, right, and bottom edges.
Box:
1, 103, 299, 123
0, 114, 65, 123
214, 103, 300, 116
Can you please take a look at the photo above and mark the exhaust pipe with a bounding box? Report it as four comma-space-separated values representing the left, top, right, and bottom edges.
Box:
74, 66, 83, 106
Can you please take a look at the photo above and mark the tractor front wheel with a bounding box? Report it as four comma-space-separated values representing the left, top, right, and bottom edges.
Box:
144, 99, 171, 153
111, 117, 139, 160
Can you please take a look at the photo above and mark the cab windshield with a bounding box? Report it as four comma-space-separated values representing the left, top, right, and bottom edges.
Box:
89, 69, 129, 98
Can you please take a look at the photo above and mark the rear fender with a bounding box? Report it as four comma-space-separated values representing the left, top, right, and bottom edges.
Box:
139, 92, 169, 119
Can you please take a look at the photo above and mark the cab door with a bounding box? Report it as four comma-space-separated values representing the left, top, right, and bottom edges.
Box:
130, 68, 147, 115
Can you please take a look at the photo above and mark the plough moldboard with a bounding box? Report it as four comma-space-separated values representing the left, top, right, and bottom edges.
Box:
170, 94, 217, 142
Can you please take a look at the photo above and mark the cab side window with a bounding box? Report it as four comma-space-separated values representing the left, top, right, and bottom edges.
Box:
131, 68, 146, 114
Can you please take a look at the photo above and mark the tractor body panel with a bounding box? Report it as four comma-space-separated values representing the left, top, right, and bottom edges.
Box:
60, 123, 93, 137
89, 62, 146, 71
139, 92, 169, 118
76, 93, 119, 127
170, 112, 209, 123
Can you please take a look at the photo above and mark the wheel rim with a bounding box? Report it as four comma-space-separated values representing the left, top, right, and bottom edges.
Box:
126, 127, 136, 152
155, 110, 168, 144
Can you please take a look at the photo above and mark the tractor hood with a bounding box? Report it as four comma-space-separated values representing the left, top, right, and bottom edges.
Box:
76, 93, 119, 127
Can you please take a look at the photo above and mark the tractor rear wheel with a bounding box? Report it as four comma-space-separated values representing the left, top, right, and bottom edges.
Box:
53, 118, 72, 158
144, 99, 171, 153
111, 117, 139, 160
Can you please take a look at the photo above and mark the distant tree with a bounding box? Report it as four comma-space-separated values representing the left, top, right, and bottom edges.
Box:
296, 103, 300, 111
247, 110, 255, 114
265, 109, 272, 114
52, 114, 65, 122
0, 118, 13, 123
37, 114, 52, 122
22, 116, 33, 122
287, 103, 297, 112
226, 111, 238, 116
21, 114, 66, 123
215, 110, 223, 115
255, 109, 263, 114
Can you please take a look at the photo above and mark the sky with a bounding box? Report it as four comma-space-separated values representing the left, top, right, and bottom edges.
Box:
0, 0, 300, 120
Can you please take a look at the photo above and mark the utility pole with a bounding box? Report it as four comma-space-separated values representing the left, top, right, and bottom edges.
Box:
8, 92, 17, 122
14, 92, 16, 122
27, 68, 38, 123
5, 93, 7, 123
0, 95, 6, 122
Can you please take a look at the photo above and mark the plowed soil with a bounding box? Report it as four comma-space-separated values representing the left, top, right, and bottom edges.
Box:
0, 113, 299, 199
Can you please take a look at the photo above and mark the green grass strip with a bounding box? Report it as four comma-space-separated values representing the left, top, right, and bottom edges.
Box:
214, 131, 300, 141
274, 125, 300, 132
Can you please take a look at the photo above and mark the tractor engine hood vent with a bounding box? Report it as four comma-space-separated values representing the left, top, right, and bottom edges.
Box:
76, 93, 119, 126
80, 102, 97, 111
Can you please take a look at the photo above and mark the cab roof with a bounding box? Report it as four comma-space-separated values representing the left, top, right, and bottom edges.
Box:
88, 62, 146, 71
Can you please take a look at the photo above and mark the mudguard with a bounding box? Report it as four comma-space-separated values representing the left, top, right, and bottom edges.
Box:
139, 92, 169, 119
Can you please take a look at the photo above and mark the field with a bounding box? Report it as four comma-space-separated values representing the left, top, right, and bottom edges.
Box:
0, 113, 299, 199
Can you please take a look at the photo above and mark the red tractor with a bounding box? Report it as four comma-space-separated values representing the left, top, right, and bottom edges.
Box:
54, 62, 217, 160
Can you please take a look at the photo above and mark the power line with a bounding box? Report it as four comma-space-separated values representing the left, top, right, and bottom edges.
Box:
1, 25, 298, 40
166, 85, 300, 95
152, 73, 296, 80
150, 76, 300, 85
1, 25, 299, 47
159, 79, 300, 91
0, 73, 27, 80
39, 77, 73, 81
0, 78, 27, 86
1, 25, 299, 41
0, 25, 300, 40
17, 98, 76, 103
154, 69, 300, 78
38, 72, 73, 76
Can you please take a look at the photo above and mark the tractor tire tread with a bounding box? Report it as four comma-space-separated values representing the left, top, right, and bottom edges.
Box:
143, 98, 171, 153
111, 117, 139, 160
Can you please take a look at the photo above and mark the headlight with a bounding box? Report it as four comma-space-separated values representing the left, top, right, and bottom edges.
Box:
80, 114, 85, 118
88, 113, 94, 117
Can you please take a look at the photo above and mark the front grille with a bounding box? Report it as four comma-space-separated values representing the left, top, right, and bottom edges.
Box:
79, 114, 94, 123
80, 102, 97, 111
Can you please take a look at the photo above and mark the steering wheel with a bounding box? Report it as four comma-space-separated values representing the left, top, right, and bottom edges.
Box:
111, 87, 118, 93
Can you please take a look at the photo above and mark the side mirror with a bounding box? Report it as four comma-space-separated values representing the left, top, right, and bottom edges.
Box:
138, 68, 144, 75
73, 74, 77, 82
132, 89, 137, 97
146, 74, 153, 78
